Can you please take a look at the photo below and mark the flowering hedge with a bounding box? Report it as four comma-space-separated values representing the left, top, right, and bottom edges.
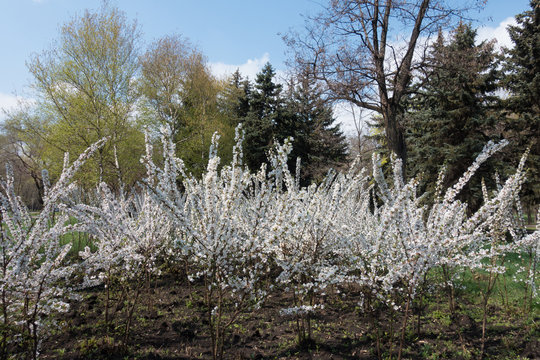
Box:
0, 126, 538, 359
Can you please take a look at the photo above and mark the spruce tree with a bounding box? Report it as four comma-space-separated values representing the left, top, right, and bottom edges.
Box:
220, 69, 251, 127
284, 74, 349, 184
243, 63, 283, 171
502, 0, 540, 221
406, 24, 501, 208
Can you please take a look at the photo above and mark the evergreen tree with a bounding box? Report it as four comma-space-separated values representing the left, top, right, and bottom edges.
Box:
284, 74, 349, 184
406, 24, 501, 208
241, 64, 349, 182
220, 69, 251, 127
501, 0, 540, 221
243, 63, 283, 171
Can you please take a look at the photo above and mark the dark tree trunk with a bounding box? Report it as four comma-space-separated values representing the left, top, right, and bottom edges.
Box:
30, 170, 44, 209
383, 104, 408, 176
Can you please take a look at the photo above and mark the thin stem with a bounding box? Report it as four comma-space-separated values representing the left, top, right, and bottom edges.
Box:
123, 286, 141, 344
398, 289, 412, 360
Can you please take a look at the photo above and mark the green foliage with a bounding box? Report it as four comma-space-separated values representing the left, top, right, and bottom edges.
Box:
239, 63, 349, 179
243, 63, 283, 171
219, 69, 251, 126
26, 3, 144, 190
282, 73, 349, 184
501, 0, 540, 218
405, 24, 502, 208
139, 35, 236, 178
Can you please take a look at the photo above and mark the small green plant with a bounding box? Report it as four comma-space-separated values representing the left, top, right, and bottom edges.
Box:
429, 309, 451, 327
55, 348, 66, 356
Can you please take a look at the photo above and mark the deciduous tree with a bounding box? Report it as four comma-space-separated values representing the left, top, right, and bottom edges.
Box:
27, 3, 144, 189
139, 35, 235, 177
285, 0, 484, 174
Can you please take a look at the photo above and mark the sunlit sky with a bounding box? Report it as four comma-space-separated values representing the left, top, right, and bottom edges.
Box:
0, 0, 533, 132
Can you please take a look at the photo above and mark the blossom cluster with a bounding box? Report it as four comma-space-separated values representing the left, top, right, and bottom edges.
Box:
0, 138, 106, 358
144, 125, 538, 335
2, 125, 538, 358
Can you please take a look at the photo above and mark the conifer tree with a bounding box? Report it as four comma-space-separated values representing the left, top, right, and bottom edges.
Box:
502, 0, 540, 221
406, 24, 501, 208
243, 63, 283, 171
283, 73, 349, 184
220, 69, 251, 127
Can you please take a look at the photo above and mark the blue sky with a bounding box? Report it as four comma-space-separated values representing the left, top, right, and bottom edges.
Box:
0, 0, 321, 93
0, 0, 533, 130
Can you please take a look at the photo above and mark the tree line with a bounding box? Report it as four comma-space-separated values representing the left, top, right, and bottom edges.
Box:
0, 4, 348, 209
1, 0, 538, 220
287, 0, 539, 219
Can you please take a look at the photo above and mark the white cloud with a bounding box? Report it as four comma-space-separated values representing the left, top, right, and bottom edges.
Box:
333, 102, 375, 137
0, 93, 24, 113
477, 17, 517, 49
210, 53, 271, 81
0, 93, 34, 121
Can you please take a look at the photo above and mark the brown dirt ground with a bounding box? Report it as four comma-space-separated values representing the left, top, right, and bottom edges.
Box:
39, 274, 539, 360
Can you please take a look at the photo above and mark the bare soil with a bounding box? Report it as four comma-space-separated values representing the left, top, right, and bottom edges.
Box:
40, 275, 539, 360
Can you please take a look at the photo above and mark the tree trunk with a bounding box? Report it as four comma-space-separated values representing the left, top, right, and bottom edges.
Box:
30, 171, 44, 209
383, 105, 407, 175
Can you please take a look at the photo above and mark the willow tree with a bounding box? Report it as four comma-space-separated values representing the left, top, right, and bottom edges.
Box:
27, 3, 144, 189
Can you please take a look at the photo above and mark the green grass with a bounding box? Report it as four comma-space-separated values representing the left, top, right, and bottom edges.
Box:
456, 251, 539, 309
59, 231, 96, 259
58, 215, 97, 259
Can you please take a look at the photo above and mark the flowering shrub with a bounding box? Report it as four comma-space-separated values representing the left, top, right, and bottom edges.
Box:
266, 140, 369, 344
343, 141, 533, 358
0, 139, 105, 360
144, 125, 273, 359
67, 176, 172, 341
2, 126, 538, 359
144, 128, 538, 357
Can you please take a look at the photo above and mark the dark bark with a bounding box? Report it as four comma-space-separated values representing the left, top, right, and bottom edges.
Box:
285, 0, 481, 178
29, 170, 44, 208
383, 103, 408, 171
